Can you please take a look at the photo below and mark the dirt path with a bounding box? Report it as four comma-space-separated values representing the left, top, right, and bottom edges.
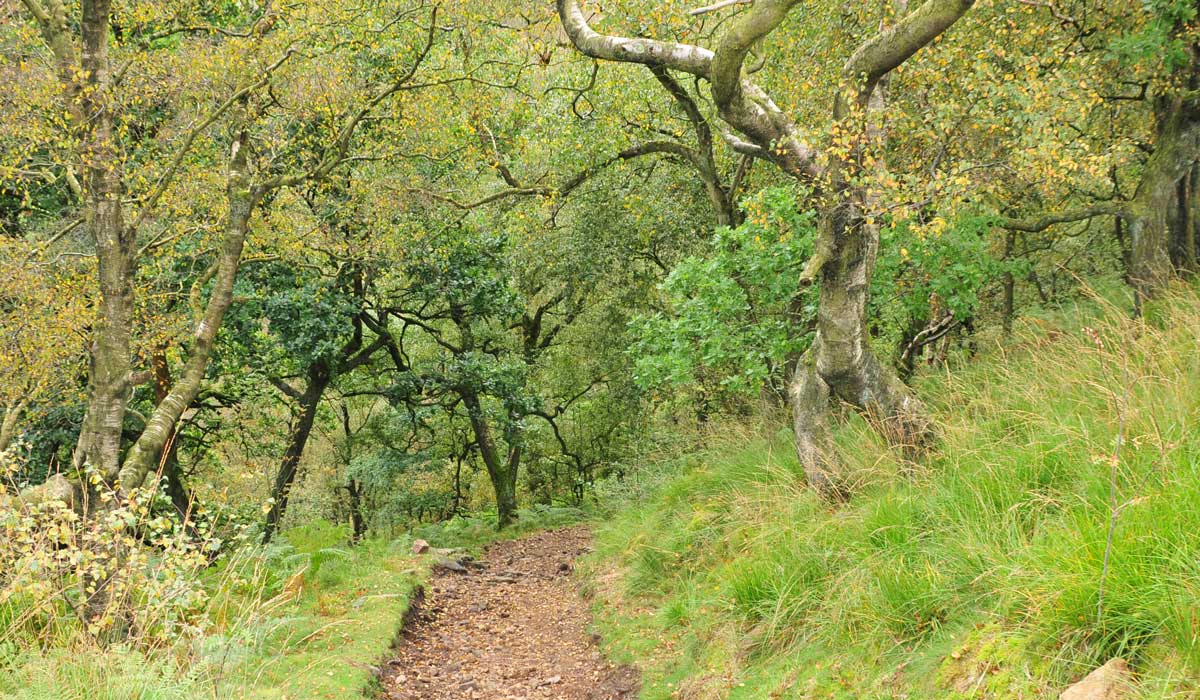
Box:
380, 525, 639, 700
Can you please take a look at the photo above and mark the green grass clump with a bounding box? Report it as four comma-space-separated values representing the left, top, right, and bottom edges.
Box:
411, 503, 588, 555
1, 647, 202, 700
210, 523, 424, 700
583, 287, 1200, 699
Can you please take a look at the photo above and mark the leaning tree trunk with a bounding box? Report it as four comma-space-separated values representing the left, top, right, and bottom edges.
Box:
147, 347, 194, 522
262, 361, 331, 544
462, 390, 520, 529
118, 128, 259, 492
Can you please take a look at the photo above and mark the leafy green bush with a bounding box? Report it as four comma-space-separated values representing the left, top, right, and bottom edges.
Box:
632, 189, 1012, 407
631, 187, 817, 402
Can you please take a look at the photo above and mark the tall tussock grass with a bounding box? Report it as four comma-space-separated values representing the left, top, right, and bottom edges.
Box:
587, 286, 1200, 698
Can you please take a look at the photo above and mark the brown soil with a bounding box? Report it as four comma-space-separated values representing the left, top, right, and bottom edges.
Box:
380, 525, 639, 700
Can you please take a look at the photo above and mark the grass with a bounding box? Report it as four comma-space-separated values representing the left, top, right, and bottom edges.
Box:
410, 503, 589, 555
581, 286, 1200, 699
210, 522, 425, 700
0, 521, 425, 700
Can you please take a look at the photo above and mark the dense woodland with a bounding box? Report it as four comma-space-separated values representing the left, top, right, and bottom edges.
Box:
0, 0, 1198, 698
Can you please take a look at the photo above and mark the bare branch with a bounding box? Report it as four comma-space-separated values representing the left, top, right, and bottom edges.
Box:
130, 48, 297, 232
998, 203, 1126, 232
706, 1, 823, 181
261, 4, 441, 190
717, 122, 765, 155
268, 377, 303, 401
844, 0, 975, 99
404, 139, 700, 211
557, 0, 714, 77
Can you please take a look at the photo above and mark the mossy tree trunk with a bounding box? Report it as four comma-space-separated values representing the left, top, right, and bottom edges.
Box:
1126, 102, 1200, 311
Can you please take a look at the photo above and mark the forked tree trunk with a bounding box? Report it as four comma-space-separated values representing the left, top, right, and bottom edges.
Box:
791, 186, 934, 499
789, 4, 936, 497
557, 0, 972, 499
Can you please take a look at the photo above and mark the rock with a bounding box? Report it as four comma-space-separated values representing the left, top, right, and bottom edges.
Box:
434, 557, 468, 573
537, 675, 562, 687
18, 474, 81, 511
1060, 658, 1134, 700
411, 539, 430, 555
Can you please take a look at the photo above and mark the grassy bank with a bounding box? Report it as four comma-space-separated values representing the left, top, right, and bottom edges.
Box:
0, 522, 424, 700
583, 289, 1200, 699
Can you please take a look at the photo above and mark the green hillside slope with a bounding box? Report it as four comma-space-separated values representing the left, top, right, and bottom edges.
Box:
584, 291, 1200, 699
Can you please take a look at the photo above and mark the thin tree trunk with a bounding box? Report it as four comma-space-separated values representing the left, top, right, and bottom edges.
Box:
339, 403, 366, 541
347, 479, 366, 541
451, 448, 467, 516
1114, 215, 1133, 286
1001, 230, 1016, 335
263, 362, 331, 543
119, 127, 259, 492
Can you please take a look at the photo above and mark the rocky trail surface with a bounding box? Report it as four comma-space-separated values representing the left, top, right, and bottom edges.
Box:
381, 526, 639, 700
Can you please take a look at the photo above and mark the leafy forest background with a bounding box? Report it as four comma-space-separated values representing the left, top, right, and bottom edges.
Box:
1, 0, 1199, 697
